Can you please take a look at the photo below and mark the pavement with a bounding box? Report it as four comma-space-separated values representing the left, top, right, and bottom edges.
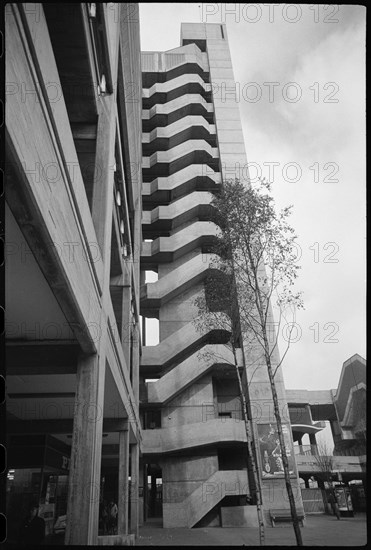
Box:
137, 514, 367, 546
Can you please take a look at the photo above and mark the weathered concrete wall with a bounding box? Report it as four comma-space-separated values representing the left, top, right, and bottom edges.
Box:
159, 283, 203, 340
214, 378, 243, 420
162, 451, 219, 505
162, 374, 214, 428
221, 505, 259, 527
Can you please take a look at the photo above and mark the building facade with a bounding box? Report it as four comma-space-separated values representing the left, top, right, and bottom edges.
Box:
7, 7, 364, 544
139, 23, 303, 528
288, 354, 366, 493
5, 3, 142, 545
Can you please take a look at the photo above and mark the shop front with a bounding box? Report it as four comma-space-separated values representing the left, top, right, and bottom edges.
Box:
6, 434, 71, 544
334, 486, 354, 517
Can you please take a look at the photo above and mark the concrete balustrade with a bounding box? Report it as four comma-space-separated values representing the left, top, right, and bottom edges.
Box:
143, 418, 247, 455
142, 191, 214, 229
141, 221, 219, 265
142, 165, 221, 203
147, 344, 243, 404
143, 73, 210, 100
141, 251, 218, 311
143, 116, 216, 145
142, 43, 209, 76
141, 314, 231, 374
295, 454, 365, 474
142, 140, 218, 170
143, 94, 213, 120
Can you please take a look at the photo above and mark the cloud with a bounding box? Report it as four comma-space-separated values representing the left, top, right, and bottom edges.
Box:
138, 4, 366, 391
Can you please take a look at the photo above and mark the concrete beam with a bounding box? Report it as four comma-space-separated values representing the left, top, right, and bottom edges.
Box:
7, 418, 129, 435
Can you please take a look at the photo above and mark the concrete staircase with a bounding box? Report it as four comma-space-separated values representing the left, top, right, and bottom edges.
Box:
142, 43, 208, 80
147, 345, 243, 404
142, 95, 214, 133
141, 315, 231, 375
143, 74, 210, 102
142, 191, 214, 233
142, 165, 221, 205
140, 252, 218, 311
162, 469, 249, 528
142, 140, 218, 171
141, 40, 251, 533
143, 116, 216, 152
141, 221, 218, 266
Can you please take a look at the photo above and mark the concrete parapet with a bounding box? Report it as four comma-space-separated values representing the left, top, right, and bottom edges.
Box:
141, 314, 231, 373
143, 418, 247, 454
147, 344, 242, 404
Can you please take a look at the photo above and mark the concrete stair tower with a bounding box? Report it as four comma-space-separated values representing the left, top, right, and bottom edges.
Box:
140, 23, 303, 528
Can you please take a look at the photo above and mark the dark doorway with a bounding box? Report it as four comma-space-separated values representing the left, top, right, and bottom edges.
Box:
146, 464, 162, 519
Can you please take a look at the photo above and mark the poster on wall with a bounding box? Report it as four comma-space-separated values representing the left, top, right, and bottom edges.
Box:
335, 487, 353, 513
257, 423, 296, 478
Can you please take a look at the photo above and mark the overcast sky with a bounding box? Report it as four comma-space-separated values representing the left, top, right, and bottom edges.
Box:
138, 3, 366, 406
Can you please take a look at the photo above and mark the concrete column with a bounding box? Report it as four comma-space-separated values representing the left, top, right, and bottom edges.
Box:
132, 324, 140, 403
139, 461, 144, 526
130, 443, 139, 535
91, 95, 116, 272
150, 474, 156, 517
309, 433, 317, 448
143, 464, 148, 522
118, 428, 130, 535
122, 285, 132, 368
65, 353, 105, 545
330, 419, 341, 444
140, 271, 146, 346
141, 317, 146, 347
66, 93, 114, 545
132, 207, 142, 315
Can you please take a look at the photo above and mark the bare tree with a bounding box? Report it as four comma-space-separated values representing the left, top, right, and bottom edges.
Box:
195, 178, 304, 545
312, 441, 335, 489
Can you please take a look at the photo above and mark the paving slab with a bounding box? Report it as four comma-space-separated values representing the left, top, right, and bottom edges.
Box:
137, 514, 367, 546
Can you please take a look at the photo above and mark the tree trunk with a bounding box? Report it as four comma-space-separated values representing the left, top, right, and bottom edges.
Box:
233, 347, 265, 545
263, 337, 303, 546
249, 269, 303, 546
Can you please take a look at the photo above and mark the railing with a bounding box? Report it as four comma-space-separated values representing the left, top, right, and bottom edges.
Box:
294, 444, 319, 456
295, 444, 366, 458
